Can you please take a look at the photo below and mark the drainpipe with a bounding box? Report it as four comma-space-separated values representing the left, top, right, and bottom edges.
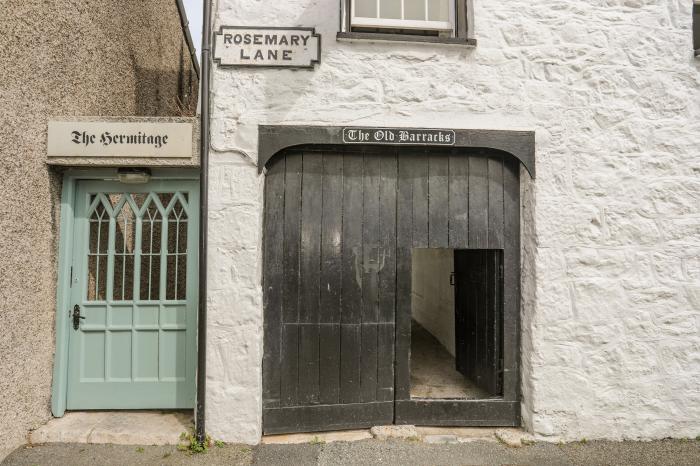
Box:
196, 0, 212, 445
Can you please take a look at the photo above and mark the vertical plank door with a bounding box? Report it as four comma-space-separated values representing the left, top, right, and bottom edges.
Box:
262, 148, 396, 433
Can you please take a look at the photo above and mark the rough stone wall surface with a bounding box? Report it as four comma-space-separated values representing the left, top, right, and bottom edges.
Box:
0, 0, 198, 454
209, 0, 700, 443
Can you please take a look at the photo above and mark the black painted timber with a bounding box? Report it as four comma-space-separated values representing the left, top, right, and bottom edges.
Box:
262, 145, 523, 432
258, 125, 536, 178
395, 400, 520, 426
264, 402, 394, 434
262, 153, 285, 408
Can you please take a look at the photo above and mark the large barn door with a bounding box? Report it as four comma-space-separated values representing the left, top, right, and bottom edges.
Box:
262, 148, 397, 434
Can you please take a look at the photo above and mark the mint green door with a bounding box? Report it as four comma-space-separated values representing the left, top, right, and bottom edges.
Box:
66, 180, 199, 409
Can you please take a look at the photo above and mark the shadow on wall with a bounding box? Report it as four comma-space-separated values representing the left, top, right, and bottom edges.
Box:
519, 164, 537, 434
134, 65, 197, 117
133, 40, 198, 117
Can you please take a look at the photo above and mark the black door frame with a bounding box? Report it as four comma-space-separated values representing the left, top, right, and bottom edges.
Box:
260, 125, 534, 431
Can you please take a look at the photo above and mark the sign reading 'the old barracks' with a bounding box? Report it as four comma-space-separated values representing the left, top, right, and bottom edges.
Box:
214, 27, 321, 68
343, 127, 456, 146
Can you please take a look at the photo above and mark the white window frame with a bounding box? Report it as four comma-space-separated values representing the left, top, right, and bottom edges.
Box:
350, 0, 454, 32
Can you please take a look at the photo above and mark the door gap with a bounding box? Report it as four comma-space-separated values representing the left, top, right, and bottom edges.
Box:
410, 248, 504, 400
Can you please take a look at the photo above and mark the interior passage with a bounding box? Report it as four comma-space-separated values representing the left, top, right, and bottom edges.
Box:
410, 320, 488, 399
410, 248, 503, 400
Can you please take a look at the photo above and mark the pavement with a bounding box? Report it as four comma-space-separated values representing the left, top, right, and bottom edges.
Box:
5, 414, 699, 465
3, 438, 700, 465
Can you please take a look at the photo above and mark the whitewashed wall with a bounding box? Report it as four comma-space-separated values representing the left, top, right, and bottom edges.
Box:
208, 0, 700, 443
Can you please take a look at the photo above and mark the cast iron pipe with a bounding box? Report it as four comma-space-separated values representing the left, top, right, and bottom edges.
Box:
196, 0, 212, 445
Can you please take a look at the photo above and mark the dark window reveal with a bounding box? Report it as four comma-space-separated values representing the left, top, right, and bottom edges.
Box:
694, 2, 700, 56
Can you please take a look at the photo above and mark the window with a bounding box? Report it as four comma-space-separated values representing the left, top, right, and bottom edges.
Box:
352, 0, 453, 33
339, 0, 474, 45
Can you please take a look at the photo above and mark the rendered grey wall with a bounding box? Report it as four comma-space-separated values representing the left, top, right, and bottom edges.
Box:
0, 0, 198, 455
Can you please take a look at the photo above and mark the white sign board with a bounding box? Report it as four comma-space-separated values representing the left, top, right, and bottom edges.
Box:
214, 27, 321, 68
47, 121, 193, 158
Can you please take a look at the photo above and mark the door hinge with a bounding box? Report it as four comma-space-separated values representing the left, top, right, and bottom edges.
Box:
69, 266, 73, 287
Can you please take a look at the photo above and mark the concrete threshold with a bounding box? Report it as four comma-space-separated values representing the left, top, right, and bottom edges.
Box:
29, 411, 193, 446
262, 426, 534, 447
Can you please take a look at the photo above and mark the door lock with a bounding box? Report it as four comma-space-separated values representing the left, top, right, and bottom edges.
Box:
72, 304, 85, 330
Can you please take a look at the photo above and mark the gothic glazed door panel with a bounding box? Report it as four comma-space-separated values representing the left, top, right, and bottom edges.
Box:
66, 180, 199, 409
263, 149, 396, 433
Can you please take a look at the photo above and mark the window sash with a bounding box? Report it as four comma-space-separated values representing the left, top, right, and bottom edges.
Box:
350, 0, 454, 31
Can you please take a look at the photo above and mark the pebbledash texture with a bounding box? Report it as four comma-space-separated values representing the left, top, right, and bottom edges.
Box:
208, 0, 700, 442
0, 0, 198, 456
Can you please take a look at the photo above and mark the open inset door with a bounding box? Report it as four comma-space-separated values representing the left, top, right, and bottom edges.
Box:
454, 249, 503, 397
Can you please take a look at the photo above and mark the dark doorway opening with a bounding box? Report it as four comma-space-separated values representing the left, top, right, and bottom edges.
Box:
411, 248, 503, 400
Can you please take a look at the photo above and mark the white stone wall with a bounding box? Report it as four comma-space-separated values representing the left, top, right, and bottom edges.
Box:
208, 0, 700, 443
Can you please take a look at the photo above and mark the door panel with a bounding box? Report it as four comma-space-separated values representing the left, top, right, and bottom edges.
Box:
66, 180, 198, 410
454, 249, 503, 396
263, 149, 397, 433
395, 150, 520, 426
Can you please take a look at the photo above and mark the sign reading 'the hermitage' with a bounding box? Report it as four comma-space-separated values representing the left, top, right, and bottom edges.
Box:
47, 121, 193, 158
214, 27, 321, 68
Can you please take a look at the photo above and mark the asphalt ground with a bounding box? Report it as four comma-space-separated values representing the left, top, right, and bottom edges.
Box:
3, 438, 700, 466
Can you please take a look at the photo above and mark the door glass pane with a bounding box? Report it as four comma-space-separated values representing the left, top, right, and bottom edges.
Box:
140, 198, 163, 300
380, 0, 402, 19
355, 0, 377, 18
404, 0, 426, 20
428, 0, 449, 22
159, 193, 174, 211
113, 200, 136, 301
166, 197, 188, 300
88, 198, 109, 301
132, 193, 148, 209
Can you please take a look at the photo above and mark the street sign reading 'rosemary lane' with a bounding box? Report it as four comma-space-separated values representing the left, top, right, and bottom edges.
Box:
214, 27, 321, 68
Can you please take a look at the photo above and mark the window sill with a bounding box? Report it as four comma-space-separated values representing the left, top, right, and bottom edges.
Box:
337, 32, 476, 47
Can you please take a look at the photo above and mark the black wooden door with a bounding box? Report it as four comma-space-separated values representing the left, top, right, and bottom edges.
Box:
454, 249, 503, 396
393, 148, 520, 426
262, 148, 397, 433
263, 146, 521, 433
